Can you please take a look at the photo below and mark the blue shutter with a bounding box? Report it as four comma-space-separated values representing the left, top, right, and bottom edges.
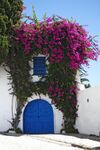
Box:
33, 57, 46, 76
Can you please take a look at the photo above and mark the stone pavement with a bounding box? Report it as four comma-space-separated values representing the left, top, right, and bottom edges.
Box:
0, 133, 100, 150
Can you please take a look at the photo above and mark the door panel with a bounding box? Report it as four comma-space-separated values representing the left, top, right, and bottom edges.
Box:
23, 99, 54, 134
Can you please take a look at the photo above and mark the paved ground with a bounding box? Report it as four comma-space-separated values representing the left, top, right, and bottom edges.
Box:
0, 134, 100, 150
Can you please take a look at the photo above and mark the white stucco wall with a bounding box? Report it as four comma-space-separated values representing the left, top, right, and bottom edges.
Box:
0, 66, 16, 132
76, 85, 100, 136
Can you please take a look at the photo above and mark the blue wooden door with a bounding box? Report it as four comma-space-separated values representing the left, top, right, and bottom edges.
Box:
23, 99, 54, 134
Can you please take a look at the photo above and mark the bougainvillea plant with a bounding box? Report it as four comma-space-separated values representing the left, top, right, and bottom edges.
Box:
12, 16, 99, 133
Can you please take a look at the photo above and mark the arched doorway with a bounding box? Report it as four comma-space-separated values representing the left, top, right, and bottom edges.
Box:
23, 99, 54, 134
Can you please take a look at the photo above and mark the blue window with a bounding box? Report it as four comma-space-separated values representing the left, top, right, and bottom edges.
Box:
33, 57, 46, 76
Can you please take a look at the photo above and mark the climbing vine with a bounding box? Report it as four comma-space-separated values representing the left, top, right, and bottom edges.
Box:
0, 3, 99, 133
12, 16, 99, 133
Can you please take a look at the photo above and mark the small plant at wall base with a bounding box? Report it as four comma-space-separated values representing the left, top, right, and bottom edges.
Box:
0, 5, 99, 133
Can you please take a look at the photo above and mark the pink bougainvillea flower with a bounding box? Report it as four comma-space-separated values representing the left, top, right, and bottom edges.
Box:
15, 16, 100, 68
45, 17, 52, 23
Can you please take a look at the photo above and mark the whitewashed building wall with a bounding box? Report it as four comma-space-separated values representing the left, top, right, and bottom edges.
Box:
0, 66, 16, 132
0, 65, 100, 135
75, 85, 100, 136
